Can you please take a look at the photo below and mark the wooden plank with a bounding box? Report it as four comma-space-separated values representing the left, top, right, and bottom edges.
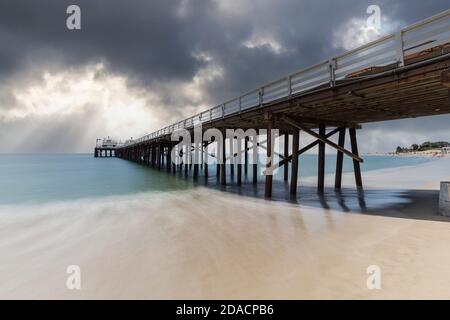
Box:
441, 69, 450, 88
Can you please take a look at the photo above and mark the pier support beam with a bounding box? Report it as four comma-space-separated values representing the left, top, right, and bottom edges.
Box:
204, 142, 209, 179
151, 145, 156, 167
349, 128, 363, 188
334, 128, 346, 190
252, 135, 258, 185
229, 138, 234, 178
284, 133, 289, 182
290, 129, 300, 195
157, 144, 161, 170
264, 113, 274, 198
216, 137, 220, 179
237, 137, 242, 185
167, 145, 172, 173
172, 145, 177, 173
244, 137, 248, 177
318, 124, 326, 192
220, 132, 227, 185
193, 140, 199, 181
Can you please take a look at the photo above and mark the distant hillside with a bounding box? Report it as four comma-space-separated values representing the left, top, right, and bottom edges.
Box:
395, 141, 450, 153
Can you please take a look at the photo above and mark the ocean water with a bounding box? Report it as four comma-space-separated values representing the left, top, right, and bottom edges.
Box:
0, 153, 432, 205
0, 153, 445, 299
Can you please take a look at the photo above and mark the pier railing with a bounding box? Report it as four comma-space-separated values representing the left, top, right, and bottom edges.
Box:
122, 9, 450, 147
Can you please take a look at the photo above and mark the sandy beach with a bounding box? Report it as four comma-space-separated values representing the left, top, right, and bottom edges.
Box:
1, 158, 450, 299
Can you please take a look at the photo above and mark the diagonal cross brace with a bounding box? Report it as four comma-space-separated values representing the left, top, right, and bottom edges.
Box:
273, 127, 340, 169
281, 116, 364, 163
262, 128, 340, 175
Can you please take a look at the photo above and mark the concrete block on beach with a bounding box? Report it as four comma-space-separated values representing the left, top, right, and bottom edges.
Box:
439, 182, 450, 216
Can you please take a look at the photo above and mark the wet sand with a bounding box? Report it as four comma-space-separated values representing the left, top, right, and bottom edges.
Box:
1, 158, 450, 299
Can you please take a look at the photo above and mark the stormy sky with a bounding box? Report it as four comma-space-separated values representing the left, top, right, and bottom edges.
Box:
0, 0, 449, 153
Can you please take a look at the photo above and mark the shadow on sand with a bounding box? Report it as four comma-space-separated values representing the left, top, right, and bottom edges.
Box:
186, 172, 450, 223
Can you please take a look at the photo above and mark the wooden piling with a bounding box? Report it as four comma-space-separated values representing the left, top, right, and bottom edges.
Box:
244, 137, 248, 177
334, 128, 346, 190
290, 129, 300, 195
157, 145, 161, 170
237, 138, 242, 185
264, 113, 273, 198
193, 141, 199, 180
204, 142, 209, 178
349, 128, 363, 188
167, 145, 172, 173
230, 138, 234, 177
318, 124, 326, 192
284, 133, 289, 181
172, 145, 176, 173
252, 136, 257, 185
220, 134, 227, 185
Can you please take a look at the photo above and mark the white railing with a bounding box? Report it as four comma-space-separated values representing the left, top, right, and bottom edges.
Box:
121, 9, 450, 147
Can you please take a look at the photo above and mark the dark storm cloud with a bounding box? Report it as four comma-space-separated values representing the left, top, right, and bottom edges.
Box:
0, 0, 448, 97
0, 0, 209, 83
0, 0, 449, 152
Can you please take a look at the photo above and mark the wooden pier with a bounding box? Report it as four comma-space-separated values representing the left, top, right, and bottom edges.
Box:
94, 148, 115, 158
107, 10, 450, 199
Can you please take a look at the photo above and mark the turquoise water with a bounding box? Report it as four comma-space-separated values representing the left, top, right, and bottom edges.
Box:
0, 153, 431, 205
